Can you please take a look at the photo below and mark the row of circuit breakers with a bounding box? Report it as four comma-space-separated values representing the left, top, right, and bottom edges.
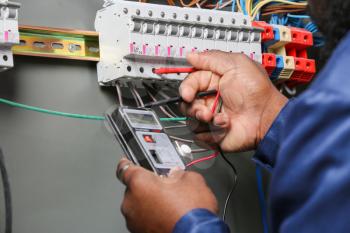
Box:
0, 0, 315, 89
95, 1, 316, 87
0, 0, 20, 72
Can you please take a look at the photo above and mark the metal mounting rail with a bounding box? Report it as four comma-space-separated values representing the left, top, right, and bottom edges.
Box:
13, 25, 100, 61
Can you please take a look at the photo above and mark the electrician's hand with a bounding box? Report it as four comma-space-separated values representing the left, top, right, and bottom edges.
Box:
180, 51, 288, 152
117, 159, 218, 233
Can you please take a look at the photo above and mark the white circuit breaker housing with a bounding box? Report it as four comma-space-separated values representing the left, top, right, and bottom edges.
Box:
95, 0, 262, 85
0, 0, 20, 72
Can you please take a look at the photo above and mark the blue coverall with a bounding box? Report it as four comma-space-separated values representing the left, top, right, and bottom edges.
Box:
174, 32, 350, 233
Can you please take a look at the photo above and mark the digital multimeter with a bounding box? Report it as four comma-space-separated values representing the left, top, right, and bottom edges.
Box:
106, 106, 186, 175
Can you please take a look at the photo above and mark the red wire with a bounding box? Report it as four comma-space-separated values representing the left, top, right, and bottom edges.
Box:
153, 67, 196, 74
186, 89, 221, 167
186, 151, 219, 167
211, 90, 221, 113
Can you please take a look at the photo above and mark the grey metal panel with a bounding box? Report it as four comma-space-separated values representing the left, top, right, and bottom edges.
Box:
0, 0, 266, 232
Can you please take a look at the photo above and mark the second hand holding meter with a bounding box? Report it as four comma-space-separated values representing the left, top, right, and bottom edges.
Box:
106, 107, 186, 175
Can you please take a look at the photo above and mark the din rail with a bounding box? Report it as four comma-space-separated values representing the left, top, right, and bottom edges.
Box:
13, 25, 100, 61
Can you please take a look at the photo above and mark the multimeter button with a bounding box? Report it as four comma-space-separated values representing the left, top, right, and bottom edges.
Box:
143, 135, 155, 143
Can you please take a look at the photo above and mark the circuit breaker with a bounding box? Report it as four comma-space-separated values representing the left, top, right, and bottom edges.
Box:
0, 0, 20, 72
95, 1, 263, 85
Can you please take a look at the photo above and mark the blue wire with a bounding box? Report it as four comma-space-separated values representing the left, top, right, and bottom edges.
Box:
241, 0, 247, 15
219, 0, 223, 7
231, 0, 236, 12
287, 14, 310, 19
256, 164, 269, 233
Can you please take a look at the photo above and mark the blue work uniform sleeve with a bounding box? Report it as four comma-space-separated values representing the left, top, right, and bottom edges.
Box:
253, 99, 295, 170
173, 209, 230, 233
173, 32, 350, 233
257, 32, 350, 233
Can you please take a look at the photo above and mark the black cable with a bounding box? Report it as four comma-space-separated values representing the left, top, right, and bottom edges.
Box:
218, 147, 238, 222
0, 148, 12, 233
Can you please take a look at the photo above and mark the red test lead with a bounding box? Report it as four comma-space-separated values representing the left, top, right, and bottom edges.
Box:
153, 67, 197, 75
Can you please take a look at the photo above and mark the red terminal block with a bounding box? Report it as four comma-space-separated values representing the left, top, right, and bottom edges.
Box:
286, 27, 313, 50
262, 53, 277, 76
252, 21, 274, 42
286, 47, 309, 59
287, 58, 316, 87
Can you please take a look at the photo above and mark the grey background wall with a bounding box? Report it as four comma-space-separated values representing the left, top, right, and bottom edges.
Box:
0, 0, 266, 232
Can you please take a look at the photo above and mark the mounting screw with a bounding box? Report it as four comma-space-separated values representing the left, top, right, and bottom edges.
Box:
161, 11, 165, 17
136, 9, 140, 15
184, 14, 189, 20
148, 10, 152, 16
123, 8, 128, 14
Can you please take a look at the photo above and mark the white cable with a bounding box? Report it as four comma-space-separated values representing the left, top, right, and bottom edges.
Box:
283, 84, 297, 96
169, 135, 194, 144
128, 83, 141, 107
132, 86, 145, 107
116, 82, 124, 107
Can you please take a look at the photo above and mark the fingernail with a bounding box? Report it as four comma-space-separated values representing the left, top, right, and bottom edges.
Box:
179, 86, 185, 96
168, 166, 182, 177
195, 111, 202, 119
214, 121, 225, 127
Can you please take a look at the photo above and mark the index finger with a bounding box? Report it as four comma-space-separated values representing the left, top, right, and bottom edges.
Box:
179, 70, 219, 103
186, 50, 236, 76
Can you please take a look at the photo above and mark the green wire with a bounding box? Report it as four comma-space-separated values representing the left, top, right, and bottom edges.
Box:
0, 97, 105, 121
0, 97, 187, 122
159, 117, 187, 121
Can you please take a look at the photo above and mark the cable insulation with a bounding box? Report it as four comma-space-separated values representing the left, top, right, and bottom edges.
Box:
0, 149, 12, 233
0, 97, 186, 122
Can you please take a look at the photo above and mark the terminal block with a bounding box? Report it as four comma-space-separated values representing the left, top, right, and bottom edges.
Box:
287, 58, 316, 88
266, 25, 291, 51
252, 21, 274, 42
270, 55, 295, 83
262, 53, 276, 76
0, 0, 20, 72
95, 1, 263, 85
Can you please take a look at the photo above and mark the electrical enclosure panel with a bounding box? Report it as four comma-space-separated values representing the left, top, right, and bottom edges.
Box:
0, 0, 20, 72
95, 1, 263, 85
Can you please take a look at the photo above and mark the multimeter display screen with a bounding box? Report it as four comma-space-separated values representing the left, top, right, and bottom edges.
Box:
127, 112, 159, 126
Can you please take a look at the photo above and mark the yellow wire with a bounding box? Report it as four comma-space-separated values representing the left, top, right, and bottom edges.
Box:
236, 0, 243, 12
251, 0, 307, 20
245, 0, 250, 16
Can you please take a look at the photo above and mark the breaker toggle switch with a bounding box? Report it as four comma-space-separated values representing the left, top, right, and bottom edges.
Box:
203, 28, 215, 39
142, 22, 154, 34
179, 26, 191, 37
227, 30, 238, 41
239, 30, 250, 42
251, 31, 261, 42
215, 29, 226, 40
191, 27, 203, 38
130, 21, 142, 32
155, 23, 166, 35
167, 25, 179, 36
